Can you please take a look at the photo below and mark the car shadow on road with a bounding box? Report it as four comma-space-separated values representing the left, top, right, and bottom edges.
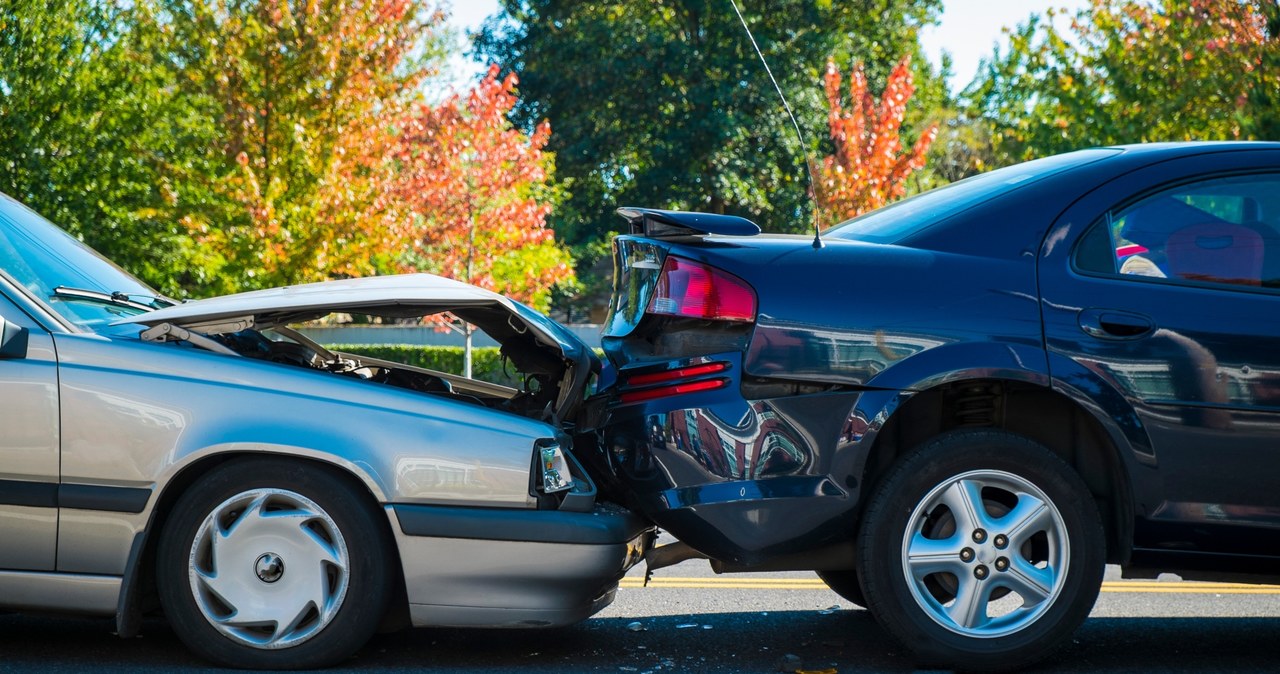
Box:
354, 611, 1280, 673
2, 611, 1279, 672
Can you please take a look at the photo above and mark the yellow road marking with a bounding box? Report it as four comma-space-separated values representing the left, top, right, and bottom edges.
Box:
618, 577, 1280, 595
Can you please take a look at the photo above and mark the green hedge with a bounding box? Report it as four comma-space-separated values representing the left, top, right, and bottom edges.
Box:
328, 345, 522, 387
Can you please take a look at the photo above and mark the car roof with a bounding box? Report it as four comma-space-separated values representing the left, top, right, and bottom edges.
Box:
1102, 141, 1280, 158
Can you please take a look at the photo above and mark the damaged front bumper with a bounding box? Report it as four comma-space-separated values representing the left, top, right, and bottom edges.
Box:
387, 502, 652, 628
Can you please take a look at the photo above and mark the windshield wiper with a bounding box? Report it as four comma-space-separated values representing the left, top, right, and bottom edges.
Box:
51, 286, 174, 312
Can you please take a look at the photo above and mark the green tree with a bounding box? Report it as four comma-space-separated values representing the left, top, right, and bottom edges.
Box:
970, 0, 1280, 164
153, 0, 450, 293
475, 0, 943, 248
0, 1, 216, 296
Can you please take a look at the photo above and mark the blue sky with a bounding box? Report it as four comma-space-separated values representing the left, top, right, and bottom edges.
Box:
443, 0, 1090, 93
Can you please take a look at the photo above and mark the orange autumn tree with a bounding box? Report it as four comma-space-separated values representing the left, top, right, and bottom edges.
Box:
162, 0, 446, 292
817, 56, 938, 223
392, 65, 574, 374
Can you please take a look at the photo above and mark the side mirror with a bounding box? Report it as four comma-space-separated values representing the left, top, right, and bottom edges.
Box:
0, 316, 29, 359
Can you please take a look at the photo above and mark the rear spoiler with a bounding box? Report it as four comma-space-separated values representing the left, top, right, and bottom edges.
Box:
616, 207, 761, 238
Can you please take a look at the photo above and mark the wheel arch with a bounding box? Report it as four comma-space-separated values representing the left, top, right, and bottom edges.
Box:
856, 376, 1137, 566
116, 450, 409, 638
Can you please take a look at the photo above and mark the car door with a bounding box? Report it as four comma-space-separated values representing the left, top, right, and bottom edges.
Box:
1039, 149, 1280, 561
0, 285, 59, 570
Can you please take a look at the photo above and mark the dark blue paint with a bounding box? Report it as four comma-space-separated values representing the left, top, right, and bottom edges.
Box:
599, 142, 1280, 576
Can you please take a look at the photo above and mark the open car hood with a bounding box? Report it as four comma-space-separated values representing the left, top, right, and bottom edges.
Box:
115, 273, 587, 359
115, 275, 599, 425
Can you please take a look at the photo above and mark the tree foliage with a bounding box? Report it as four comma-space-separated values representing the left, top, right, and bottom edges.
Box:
154, 0, 449, 292
970, 0, 1280, 163
817, 56, 937, 223
3, 0, 576, 310
391, 65, 572, 312
0, 1, 214, 296
475, 0, 943, 246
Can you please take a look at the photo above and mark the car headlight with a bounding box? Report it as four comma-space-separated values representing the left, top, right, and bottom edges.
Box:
539, 442, 573, 493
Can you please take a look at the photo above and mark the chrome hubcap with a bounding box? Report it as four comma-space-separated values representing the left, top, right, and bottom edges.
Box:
188, 489, 349, 649
900, 469, 1069, 638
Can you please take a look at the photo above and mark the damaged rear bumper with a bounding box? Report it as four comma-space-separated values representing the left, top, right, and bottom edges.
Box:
602, 351, 870, 565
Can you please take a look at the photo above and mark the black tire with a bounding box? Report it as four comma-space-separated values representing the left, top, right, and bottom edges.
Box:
857, 430, 1105, 671
157, 457, 396, 670
816, 569, 865, 607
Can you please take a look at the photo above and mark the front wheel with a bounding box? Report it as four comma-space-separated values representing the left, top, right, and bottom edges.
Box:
857, 430, 1104, 671
157, 458, 396, 669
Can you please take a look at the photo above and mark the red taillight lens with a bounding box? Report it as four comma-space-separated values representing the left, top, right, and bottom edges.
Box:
647, 256, 756, 322
619, 378, 728, 404
618, 361, 731, 404
626, 361, 729, 387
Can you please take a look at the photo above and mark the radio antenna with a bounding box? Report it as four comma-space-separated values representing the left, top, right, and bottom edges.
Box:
727, 0, 823, 248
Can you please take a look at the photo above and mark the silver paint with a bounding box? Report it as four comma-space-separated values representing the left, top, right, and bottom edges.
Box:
0, 330, 58, 570
0, 571, 120, 615
0, 506, 57, 570
54, 332, 550, 507
391, 517, 637, 628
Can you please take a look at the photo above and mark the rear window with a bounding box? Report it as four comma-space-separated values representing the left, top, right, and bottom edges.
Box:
826, 148, 1119, 244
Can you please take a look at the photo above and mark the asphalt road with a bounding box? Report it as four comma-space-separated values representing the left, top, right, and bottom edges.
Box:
2, 561, 1279, 673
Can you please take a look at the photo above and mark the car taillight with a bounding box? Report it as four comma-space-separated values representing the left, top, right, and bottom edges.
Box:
618, 361, 731, 404
647, 256, 756, 322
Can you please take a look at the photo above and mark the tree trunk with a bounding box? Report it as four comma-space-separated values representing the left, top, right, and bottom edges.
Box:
463, 323, 473, 379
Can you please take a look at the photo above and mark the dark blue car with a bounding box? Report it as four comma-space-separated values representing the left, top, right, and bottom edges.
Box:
591, 142, 1280, 670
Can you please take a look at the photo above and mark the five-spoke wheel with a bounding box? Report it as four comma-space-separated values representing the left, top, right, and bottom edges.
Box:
858, 430, 1104, 671
901, 469, 1069, 638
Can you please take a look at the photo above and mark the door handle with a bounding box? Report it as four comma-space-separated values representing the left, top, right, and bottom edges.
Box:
1077, 308, 1155, 340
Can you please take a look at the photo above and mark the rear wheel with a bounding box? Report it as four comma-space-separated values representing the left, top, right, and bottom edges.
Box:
857, 430, 1104, 671
157, 458, 395, 669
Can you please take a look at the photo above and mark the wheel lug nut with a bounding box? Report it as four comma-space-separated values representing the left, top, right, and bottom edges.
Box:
974, 564, 989, 580
994, 534, 1008, 549
960, 547, 975, 562
972, 528, 987, 543
995, 557, 1009, 572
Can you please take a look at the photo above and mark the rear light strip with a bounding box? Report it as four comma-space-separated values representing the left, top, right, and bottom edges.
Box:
619, 378, 729, 404
618, 361, 731, 404
625, 361, 729, 386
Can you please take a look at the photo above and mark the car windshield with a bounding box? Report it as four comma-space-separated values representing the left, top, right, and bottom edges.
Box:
0, 192, 168, 332
826, 148, 1120, 244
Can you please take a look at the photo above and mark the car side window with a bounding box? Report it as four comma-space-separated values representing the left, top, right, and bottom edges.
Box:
1075, 173, 1280, 290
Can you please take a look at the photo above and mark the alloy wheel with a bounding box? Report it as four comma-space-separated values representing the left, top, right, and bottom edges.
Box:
900, 469, 1068, 638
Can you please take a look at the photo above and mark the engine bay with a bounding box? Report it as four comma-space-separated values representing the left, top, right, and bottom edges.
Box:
212, 325, 569, 422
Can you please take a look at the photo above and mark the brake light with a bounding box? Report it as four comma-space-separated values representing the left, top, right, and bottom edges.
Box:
625, 361, 729, 387
647, 256, 756, 322
619, 361, 731, 404
619, 378, 728, 404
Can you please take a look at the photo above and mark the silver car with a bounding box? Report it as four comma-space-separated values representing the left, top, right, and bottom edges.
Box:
0, 192, 652, 669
